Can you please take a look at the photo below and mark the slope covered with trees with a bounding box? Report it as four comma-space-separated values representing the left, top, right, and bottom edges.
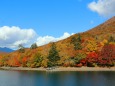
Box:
0, 17, 115, 68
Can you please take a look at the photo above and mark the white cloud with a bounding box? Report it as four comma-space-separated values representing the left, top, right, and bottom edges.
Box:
88, 0, 115, 17
0, 26, 74, 49
36, 32, 74, 46
0, 26, 36, 49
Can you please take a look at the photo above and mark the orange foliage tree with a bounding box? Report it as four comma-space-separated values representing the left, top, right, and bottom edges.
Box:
22, 57, 28, 67
86, 52, 99, 67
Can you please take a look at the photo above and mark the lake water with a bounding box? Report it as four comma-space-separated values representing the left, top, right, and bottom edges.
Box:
0, 70, 115, 86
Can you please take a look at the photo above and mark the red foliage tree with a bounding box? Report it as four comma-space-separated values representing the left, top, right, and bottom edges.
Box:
98, 44, 115, 66
22, 57, 28, 67
13, 57, 21, 67
86, 52, 99, 67
22, 57, 28, 63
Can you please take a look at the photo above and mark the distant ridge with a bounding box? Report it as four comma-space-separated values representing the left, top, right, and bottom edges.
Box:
0, 47, 14, 53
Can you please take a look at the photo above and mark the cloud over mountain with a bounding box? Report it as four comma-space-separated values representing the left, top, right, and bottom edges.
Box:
36, 32, 74, 46
0, 26, 74, 49
88, 0, 115, 17
0, 26, 36, 49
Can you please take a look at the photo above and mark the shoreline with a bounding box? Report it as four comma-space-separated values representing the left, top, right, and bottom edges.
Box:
0, 67, 115, 71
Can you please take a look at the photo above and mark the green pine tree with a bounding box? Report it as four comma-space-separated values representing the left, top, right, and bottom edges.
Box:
71, 34, 82, 50
47, 43, 60, 67
108, 36, 115, 42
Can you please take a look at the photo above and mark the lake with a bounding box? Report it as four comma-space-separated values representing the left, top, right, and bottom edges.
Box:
0, 70, 115, 86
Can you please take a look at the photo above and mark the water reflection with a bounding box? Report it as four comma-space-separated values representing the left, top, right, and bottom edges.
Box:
0, 70, 115, 86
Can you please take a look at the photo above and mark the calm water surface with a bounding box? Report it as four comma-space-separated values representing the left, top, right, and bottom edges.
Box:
0, 70, 115, 86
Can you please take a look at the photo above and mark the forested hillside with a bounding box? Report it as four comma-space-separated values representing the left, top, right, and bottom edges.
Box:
0, 17, 115, 68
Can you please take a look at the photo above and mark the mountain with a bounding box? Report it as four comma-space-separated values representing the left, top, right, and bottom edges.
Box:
0, 16, 115, 67
0, 47, 14, 53
84, 16, 115, 40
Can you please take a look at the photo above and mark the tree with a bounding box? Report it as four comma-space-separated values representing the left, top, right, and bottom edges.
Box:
75, 34, 82, 50
47, 43, 60, 66
30, 43, 37, 49
85, 40, 97, 52
18, 44, 25, 53
41, 59, 48, 68
99, 44, 115, 66
29, 53, 43, 68
77, 34, 82, 42
22, 57, 28, 67
86, 52, 98, 67
74, 52, 86, 64
108, 36, 115, 43
34, 53, 43, 67
71, 34, 82, 50
100, 39, 108, 46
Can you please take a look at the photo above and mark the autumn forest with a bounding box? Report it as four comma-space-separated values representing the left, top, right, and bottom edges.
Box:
0, 17, 115, 68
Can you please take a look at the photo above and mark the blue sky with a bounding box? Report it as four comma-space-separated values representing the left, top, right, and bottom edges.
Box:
0, 0, 114, 49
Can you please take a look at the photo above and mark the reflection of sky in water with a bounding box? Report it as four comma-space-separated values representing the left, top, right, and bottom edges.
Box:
0, 70, 115, 86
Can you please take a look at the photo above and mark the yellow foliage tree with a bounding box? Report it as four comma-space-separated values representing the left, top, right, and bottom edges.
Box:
85, 40, 97, 52
100, 39, 108, 46
41, 59, 48, 68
